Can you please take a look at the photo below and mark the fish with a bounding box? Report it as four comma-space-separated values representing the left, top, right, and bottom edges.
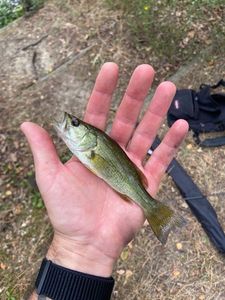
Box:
54, 112, 184, 244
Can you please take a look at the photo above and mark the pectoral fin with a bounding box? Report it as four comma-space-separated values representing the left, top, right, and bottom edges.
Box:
89, 151, 108, 167
87, 152, 113, 181
88, 152, 132, 203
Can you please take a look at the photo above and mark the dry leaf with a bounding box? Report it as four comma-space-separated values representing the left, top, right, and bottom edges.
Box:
172, 270, 180, 277
187, 30, 195, 39
128, 241, 133, 249
181, 202, 188, 209
125, 270, 133, 279
143, 220, 148, 227
5, 190, 12, 196
124, 270, 133, 284
13, 141, 19, 149
175, 11, 182, 17
10, 153, 17, 162
176, 242, 183, 250
117, 269, 125, 275
120, 249, 129, 261
0, 262, 7, 270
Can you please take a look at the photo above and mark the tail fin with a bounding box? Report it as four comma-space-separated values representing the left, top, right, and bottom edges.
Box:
145, 201, 185, 244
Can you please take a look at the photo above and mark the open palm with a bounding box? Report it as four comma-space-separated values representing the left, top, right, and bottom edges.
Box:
21, 63, 188, 276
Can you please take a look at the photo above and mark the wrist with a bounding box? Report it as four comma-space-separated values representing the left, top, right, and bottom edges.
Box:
46, 234, 115, 277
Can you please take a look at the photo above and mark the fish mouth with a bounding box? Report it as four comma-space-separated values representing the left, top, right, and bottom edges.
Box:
52, 111, 73, 132
52, 111, 67, 126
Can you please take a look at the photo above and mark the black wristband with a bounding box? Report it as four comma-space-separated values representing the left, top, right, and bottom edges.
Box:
35, 258, 114, 300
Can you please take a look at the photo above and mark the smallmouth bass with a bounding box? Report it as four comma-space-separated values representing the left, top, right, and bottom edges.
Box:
54, 112, 184, 244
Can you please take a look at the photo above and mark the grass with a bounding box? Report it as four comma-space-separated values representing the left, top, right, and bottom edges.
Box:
0, 0, 23, 28
105, 0, 225, 65
5, 290, 16, 300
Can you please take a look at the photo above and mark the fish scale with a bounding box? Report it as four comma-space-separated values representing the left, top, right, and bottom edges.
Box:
93, 133, 154, 209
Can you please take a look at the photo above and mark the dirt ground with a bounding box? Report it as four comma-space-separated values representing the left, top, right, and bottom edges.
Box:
1, 1, 225, 299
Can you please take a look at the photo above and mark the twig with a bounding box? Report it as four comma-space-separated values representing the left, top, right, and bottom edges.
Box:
22, 34, 48, 51
39, 44, 95, 82
32, 50, 38, 80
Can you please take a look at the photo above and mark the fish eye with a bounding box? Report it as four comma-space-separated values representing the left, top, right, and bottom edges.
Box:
71, 117, 80, 127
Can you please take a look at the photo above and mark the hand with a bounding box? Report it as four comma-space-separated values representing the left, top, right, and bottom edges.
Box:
21, 63, 188, 277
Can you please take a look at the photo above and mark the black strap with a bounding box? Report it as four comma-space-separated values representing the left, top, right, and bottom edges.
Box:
151, 137, 225, 254
200, 79, 225, 90
210, 79, 225, 89
35, 259, 114, 300
193, 131, 225, 147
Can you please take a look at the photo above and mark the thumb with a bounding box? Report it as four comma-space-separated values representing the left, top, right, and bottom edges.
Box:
20, 122, 61, 175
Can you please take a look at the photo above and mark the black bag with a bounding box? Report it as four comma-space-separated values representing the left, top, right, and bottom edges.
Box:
167, 79, 225, 147
165, 80, 225, 253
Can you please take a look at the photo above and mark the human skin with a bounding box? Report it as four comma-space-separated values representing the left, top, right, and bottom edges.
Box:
20, 63, 189, 299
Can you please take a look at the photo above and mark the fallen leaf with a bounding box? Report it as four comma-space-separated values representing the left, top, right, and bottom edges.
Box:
120, 249, 129, 261
13, 141, 19, 149
187, 30, 195, 39
186, 144, 192, 150
117, 269, 125, 275
205, 39, 212, 45
128, 241, 133, 249
176, 11, 182, 17
181, 202, 188, 209
5, 190, 12, 196
10, 153, 17, 162
125, 270, 133, 279
15, 205, 22, 215
143, 220, 148, 227
124, 270, 133, 284
208, 60, 214, 66
172, 270, 180, 277
0, 262, 7, 270
176, 242, 183, 250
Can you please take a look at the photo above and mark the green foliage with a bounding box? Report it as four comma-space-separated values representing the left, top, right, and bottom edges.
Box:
106, 0, 184, 62
105, 0, 225, 63
0, 0, 23, 28
0, 0, 45, 28
25, 171, 44, 209
5, 289, 16, 300
22, 0, 45, 13
31, 190, 44, 209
